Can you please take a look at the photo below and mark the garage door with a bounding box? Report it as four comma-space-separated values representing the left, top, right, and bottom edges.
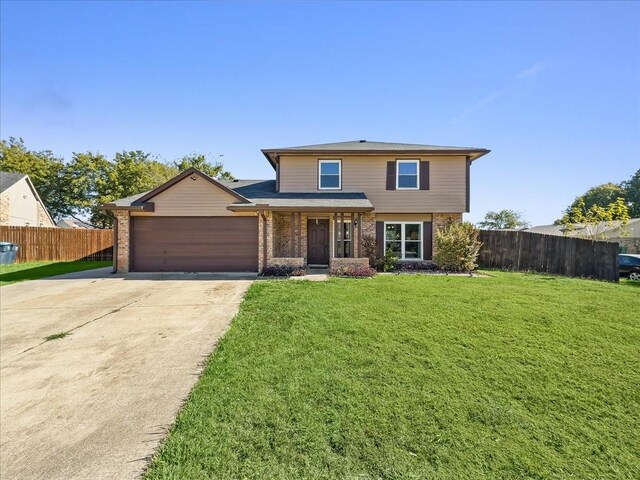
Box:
131, 217, 258, 272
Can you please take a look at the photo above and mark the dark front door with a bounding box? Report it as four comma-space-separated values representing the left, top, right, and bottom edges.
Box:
307, 219, 330, 265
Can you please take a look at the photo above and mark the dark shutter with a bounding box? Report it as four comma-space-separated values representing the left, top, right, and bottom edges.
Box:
376, 221, 384, 257
423, 221, 433, 260
386, 161, 396, 190
420, 161, 430, 190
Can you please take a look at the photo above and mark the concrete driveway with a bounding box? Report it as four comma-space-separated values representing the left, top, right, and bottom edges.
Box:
0, 268, 254, 479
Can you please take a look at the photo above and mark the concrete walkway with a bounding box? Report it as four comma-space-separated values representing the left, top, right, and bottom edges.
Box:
0, 268, 254, 479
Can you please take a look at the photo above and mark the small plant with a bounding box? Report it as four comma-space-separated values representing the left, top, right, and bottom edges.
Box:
376, 247, 398, 272
260, 265, 296, 276
434, 221, 482, 272
44, 331, 70, 341
361, 234, 378, 267
330, 266, 376, 277
396, 261, 437, 272
290, 267, 306, 277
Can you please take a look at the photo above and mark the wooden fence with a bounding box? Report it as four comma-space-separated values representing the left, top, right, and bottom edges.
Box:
478, 230, 619, 281
0, 226, 113, 262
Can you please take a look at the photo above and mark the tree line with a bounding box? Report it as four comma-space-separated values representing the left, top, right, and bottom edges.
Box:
0, 137, 234, 228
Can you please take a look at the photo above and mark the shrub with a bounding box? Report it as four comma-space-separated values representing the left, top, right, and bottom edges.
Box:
361, 234, 378, 267
260, 265, 296, 276
375, 247, 398, 272
434, 221, 482, 272
330, 266, 377, 277
396, 261, 437, 272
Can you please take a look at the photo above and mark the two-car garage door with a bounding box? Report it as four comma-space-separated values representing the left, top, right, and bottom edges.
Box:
130, 217, 258, 272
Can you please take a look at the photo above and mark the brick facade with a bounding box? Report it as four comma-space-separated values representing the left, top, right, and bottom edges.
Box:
113, 210, 131, 272
330, 257, 370, 269
0, 194, 8, 225
36, 202, 53, 227
268, 257, 305, 268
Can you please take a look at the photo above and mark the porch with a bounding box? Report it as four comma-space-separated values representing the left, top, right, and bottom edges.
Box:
261, 210, 375, 271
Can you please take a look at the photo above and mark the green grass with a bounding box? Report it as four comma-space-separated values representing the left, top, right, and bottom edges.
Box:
44, 331, 71, 341
147, 272, 639, 480
0, 260, 111, 286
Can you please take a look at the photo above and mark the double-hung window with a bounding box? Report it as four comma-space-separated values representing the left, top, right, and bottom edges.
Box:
385, 222, 422, 260
318, 160, 341, 190
396, 160, 419, 189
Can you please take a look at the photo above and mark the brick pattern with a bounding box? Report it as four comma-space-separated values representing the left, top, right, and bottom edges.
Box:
0, 194, 9, 225
330, 257, 370, 269
113, 210, 131, 272
273, 213, 292, 257
432, 213, 463, 256
36, 202, 53, 227
616, 237, 640, 254
269, 257, 305, 268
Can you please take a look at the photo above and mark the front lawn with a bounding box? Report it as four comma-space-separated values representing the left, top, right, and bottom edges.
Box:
147, 272, 639, 479
0, 260, 111, 286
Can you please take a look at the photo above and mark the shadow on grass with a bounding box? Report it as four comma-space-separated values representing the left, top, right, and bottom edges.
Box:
620, 279, 640, 288
0, 261, 110, 285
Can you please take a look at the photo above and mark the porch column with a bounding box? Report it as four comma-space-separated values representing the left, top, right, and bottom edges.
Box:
297, 212, 302, 258
357, 213, 362, 258
290, 212, 295, 257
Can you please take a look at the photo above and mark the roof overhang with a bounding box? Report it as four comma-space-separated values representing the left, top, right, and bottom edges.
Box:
261, 148, 491, 169
100, 202, 155, 212
227, 204, 374, 213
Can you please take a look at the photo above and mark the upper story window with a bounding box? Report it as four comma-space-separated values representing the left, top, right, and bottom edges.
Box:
318, 160, 341, 190
396, 160, 419, 190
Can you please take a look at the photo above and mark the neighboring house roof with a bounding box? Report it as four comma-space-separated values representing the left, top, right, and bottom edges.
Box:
0, 171, 55, 226
261, 139, 491, 168
0, 171, 27, 194
525, 218, 640, 238
57, 218, 94, 229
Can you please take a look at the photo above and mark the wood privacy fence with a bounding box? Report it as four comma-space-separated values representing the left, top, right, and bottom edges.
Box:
0, 226, 113, 263
478, 230, 619, 281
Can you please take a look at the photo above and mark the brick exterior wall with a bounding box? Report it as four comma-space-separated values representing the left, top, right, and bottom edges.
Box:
616, 237, 640, 254
113, 210, 131, 272
268, 257, 305, 268
36, 202, 53, 227
330, 257, 370, 269
0, 194, 9, 225
432, 213, 463, 256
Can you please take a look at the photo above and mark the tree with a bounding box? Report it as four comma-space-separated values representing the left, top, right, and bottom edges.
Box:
0, 137, 66, 219
477, 210, 529, 229
561, 183, 626, 223
621, 169, 640, 217
173, 153, 234, 180
559, 197, 630, 241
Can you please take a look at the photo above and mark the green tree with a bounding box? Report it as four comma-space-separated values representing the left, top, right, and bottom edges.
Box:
0, 137, 66, 219
173, 153, 234, 180
560, 197, 630, 240
562, 183, 626, 223
477, 210, 529, 229
621, 169, 640, 217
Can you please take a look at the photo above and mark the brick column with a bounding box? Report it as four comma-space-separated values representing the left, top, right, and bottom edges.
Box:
113, 210, 131, 272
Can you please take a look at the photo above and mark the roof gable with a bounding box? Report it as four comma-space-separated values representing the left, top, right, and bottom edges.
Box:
0, 171, 28, 193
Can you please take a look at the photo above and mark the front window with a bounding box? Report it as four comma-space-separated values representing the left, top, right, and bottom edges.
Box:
385, 222, 422, 260
336, 221, 352, 257
319, 160, 341, 190
396, 160, 419, 189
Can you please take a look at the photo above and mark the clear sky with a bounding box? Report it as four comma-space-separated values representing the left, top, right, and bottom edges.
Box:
2, 1, 639, 225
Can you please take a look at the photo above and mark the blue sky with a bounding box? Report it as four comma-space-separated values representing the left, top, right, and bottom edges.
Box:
2, 1, 639, 225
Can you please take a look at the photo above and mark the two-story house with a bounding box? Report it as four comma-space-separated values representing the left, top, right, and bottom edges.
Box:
102, 141, 490, 272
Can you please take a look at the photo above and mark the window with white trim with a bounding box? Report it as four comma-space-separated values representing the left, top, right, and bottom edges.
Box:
318, 160, 341, 190
396, 160, 419, 190
385, 222, 422, 260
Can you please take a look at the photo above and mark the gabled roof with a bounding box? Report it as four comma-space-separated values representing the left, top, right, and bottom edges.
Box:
0, 171, 27, 193
261, 140, 490, 168
0, 171, 55, 225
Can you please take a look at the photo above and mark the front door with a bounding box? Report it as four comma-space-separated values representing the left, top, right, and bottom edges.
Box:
307, 219, 330, 265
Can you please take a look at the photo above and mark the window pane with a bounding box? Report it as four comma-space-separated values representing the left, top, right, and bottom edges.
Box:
404, 241, 421, 259
320, 162, 340, 175
404, 224, 421, 241
398, 175, 417, 188
386, 241, 401, 257
398, 162, 417, 175
385, 224, 401, 241
321, 174, 340, 188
